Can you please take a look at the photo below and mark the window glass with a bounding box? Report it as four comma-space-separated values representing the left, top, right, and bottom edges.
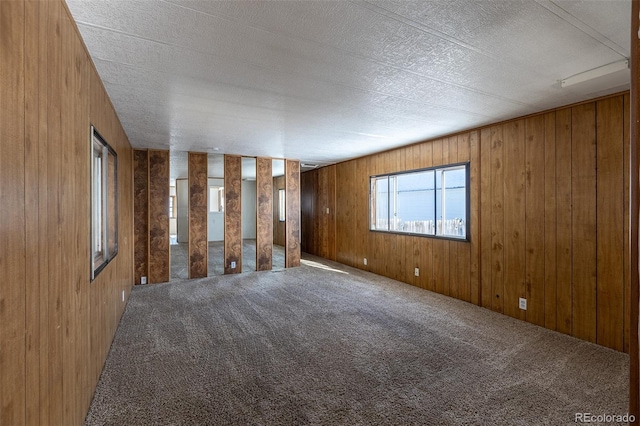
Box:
370, 163, 468, 240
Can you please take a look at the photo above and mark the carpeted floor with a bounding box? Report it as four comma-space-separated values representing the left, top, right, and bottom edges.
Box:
86, 254, 629, 425
171, 240, 286, 281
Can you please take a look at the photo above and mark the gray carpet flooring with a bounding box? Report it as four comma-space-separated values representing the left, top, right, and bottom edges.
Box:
171, 240, 286, 281
86, 254, 629, 425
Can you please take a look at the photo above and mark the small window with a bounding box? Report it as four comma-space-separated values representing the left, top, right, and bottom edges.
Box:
209, 186, 224, 212
278, 188, 286, 222
91, 126, 118, 280
370, 163, 469, 240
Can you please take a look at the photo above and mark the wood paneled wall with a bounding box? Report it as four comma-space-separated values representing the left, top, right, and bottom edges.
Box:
0, 1, 134, 423
301, 93, 630, 352
257, 158, 273, 271
301, 165, 336, 260
188, 152, 208, 278
285, 160, 301, 268
224, 155, 242, 274
273, 175, 286, 246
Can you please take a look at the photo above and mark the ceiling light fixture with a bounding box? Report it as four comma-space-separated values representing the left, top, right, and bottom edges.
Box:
561, 59, 629, 88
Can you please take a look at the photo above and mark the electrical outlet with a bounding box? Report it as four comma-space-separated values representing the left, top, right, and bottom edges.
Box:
141, 276, 147, 285
231, 261, 236, 269
363, 258, 367, 266
122, 290, 125, 302
519, 297, 527, 310
414, 267, 420, 277
326, 208, 330, 214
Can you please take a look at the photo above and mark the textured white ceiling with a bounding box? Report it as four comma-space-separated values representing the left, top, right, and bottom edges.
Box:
66, 0, 631, 169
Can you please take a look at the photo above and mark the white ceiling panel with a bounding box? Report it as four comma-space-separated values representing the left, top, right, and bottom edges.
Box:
66, 0, 631, 170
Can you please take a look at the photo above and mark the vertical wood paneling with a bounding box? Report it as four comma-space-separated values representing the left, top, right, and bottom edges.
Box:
47, 2, 64, 421
457, 133, 471, 303
544, 112, 558, 331
1, 1, 26, 423
286, 159, 301, 268
490, 127, 505, 313
469, 131, 480, 305
189, 152, 208, 279
596, 97, 624, 350
256, 157, 273, 271
3, 1, 135, 423
571, 103, 597, 343
556, 107, 573, 335
503, 121, 526, 321
148, 150, 170, 283
133, 150, 148, 284
225, 155, 242, 274
480, 128, 493, 308
525, 115, 546, 326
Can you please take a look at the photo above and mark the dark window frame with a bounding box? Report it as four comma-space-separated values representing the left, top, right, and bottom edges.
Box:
369, 162, 470, 242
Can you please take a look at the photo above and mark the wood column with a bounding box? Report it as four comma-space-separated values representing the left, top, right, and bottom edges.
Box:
133, 150, 149, 284
224, 155, 242, 274
256, 157, 273, 271
285, 159, 301, 267
188, 152, 208, 278
148, 150, 170, 283
630, 0, 639, 421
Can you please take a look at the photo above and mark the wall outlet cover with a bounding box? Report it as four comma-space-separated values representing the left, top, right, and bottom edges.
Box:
519, 297, 527, 310
231, 261, 236, 269
414, 267, 420, 277
363, 258, 367, 265
141, 276, 147, 285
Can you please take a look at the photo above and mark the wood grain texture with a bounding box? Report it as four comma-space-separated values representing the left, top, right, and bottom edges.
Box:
225, 155, 242, 274
525, 115, 545, 327
1, 1, 26, 423
480, 128, 493, 309
490, 126, 505, 313
503, 120, 526, 321
256, 157, 273, 271
189, 152, 208, 279
148, 150, 170, 283
571, 103, 597, 343
596, 97, 624, 350
624, 93, 631, 354
285, 159, 301, 268
3, 1, 135, 423
133, 150, 149, 284
555, 107, 573, 335
543, 112, 557, 331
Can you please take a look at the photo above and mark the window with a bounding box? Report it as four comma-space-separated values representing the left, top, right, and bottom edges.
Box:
91, 126, 118, 280
278, 188, 286, 222
370, 163, 469, 240
209, 186, 224, 212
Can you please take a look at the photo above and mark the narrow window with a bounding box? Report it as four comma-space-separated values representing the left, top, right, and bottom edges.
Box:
91, 126, 118, 280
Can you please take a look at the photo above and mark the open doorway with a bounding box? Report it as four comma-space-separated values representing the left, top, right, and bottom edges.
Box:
207, 154, 225, 276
